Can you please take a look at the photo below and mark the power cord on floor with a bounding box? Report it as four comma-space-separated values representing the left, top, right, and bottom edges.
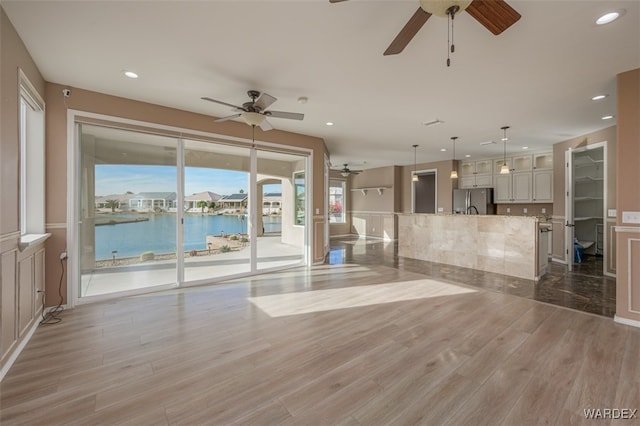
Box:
40, 257, 65, 325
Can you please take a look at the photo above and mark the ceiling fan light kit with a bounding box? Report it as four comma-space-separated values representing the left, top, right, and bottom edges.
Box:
242, 111, 266, 127
419, 0, 472, 17
203, 90, 303, 132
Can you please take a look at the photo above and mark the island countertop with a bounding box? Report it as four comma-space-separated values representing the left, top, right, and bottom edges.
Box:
397, 213, 544, 280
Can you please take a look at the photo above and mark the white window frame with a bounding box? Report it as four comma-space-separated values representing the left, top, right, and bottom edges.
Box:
19, 69, 46, 236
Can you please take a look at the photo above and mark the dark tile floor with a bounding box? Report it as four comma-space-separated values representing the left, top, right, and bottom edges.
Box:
327, 236, 617, 318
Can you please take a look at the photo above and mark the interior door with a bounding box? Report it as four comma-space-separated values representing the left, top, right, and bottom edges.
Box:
565, 148, 574, 271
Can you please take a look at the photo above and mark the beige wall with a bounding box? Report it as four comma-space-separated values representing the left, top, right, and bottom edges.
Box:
0, 7, 47, 377
615, 68, 640, 324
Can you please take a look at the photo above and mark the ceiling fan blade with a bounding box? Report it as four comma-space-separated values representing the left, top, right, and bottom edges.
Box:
254, 92, 277, 111
329, 0, 348, 3
465, 0, 521, 35
201, 97, 245, 110
214, 113, 242, 123
384, 7, 431, 56
259, 118, 273, 131
265, 111, 304, 120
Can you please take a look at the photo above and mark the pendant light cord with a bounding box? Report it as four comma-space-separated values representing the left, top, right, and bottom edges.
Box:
446, 6, 457, 67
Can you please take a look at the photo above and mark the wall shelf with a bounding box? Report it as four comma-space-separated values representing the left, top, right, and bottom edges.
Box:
351, 186, 391, 196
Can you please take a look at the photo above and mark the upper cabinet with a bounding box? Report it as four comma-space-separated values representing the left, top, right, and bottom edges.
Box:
464, 152, 553, 202
533, 153, 553, 170
459, 159, 493, 188
460, 159, 493, 177
493, 153, 553, 203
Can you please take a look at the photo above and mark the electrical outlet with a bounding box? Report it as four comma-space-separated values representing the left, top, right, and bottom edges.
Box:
506, 207, 511, 214
437, 207, 444, 213
523, 208, 528, 215
541, 208, 546, 214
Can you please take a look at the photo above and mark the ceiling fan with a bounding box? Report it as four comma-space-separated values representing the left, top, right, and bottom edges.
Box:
330, 0, 521, 57
202, 90, 304, 131
337, 163, 362, 177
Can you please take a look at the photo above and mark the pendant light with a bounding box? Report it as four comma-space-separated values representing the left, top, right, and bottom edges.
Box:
412, 144, 419, 182
500, 126, 510, 174
450, 136, 458, 179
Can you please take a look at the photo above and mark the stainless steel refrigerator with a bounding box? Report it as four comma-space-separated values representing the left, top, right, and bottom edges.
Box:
453, 188, 495, 215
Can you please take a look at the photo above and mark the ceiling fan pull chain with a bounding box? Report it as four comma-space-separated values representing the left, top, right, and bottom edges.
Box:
447, 11, 451, 67
451, 11, 455, 53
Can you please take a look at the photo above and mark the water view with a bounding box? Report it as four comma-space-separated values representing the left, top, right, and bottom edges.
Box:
95, 214, 282, 260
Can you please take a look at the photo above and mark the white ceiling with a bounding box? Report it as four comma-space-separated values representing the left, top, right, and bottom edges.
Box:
3, 0, 639, 170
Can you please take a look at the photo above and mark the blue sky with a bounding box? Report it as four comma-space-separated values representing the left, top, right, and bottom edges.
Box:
95, 165, 251, 196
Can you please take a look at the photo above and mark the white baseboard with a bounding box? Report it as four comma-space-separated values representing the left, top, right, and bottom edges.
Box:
0, 318, 39, 382
0, 305, 67, 382
614, 315, 640, 329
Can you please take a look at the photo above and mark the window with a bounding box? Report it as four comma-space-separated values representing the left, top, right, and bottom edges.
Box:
294, 171, 305, 226
19, 70, 46, 235
329, 180, 346, 223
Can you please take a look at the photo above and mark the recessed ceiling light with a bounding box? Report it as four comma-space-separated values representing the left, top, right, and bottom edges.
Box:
123, 70, 138, 79
601, 115, 614, 120
325, 122, 334, 126
440, 148, 447, 152
522, 146, 529, 150
297, 96, 308, 104
596, 10, 624, 25
465, 154, 471, 158
591, 94, 608, 101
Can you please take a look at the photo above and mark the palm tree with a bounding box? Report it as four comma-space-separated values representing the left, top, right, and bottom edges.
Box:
105, 199, 119, 212
197, 200, 207, 213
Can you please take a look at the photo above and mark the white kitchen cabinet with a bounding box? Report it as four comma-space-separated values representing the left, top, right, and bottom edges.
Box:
460, 159, 493, 177
533, 153, 553, 170
494, 172, 531, 203
532, 170, 553, 202
511, 155, 533, 172
460, 174, 493, 189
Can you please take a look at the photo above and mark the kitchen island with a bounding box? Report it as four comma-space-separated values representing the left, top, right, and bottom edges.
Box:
398, 214, 545, 280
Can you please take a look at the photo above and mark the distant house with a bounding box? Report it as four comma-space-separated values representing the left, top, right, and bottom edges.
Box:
218, 193, 248, 213
95, 193, 134, 211
184, 191, 222, 212
263, 192, 281, 215
128, 192, 177, 212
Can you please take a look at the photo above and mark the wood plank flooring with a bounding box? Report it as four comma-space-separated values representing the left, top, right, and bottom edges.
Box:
1, 262, 639, 425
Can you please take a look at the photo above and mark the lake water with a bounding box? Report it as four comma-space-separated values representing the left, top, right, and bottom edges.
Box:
94, 214, 281, 260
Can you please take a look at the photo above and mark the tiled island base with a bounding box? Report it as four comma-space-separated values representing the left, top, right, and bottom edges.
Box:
398, 214, 541, 280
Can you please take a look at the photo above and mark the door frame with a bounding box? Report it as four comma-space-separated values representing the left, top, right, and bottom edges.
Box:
564, 141, 608, 275
411, 168, 438, 214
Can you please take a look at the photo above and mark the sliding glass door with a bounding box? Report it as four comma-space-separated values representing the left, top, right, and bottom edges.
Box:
255, 150, 307, 271
79, 124, 178, 297
182, 140, 252, 283
76, 122, 309, 300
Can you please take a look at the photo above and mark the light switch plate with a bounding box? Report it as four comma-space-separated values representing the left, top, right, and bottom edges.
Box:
622, 211, 640, 224
608, 209, 616, 218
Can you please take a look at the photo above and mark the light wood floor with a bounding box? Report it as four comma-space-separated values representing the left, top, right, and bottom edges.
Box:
1, 262, 639, 425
